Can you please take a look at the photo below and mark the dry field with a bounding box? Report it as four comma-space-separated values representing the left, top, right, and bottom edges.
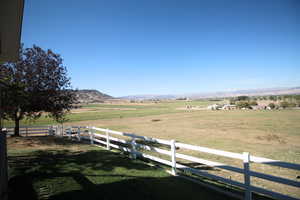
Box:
64, 103, 300, 198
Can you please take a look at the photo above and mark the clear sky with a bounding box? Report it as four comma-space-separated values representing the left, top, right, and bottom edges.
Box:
22, 0, 300, 97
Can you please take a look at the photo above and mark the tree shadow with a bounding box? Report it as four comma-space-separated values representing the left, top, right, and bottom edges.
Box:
7, 135, 92, 150
49, 175, 232, 200
8, 141, 275, 200
8, 149, 150, 175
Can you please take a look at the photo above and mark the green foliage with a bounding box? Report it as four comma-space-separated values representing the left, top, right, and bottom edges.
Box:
249, 101, 258, 106
236, 96, 250, 101
268, 103, 276, 109
269, 96, 277, 101
289, 102, 296, 107
280, 101, 290, 108
236, 101, 251, 109
0, 45, 76, 135
229, 98, 236, 105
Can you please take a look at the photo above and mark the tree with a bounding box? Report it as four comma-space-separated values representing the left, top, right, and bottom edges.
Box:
280, 101, 289, 109
268, 103, 276, 109
236, 96, 249, 101
249, 101, 258, 106
229, 98, 236, 105
269, 96, 276, 101
0, 45, 77, 136
236, 101, 251, 109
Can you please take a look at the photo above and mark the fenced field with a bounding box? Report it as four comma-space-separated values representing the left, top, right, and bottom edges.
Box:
4, 100, 300, 199
58, 125, 299, 200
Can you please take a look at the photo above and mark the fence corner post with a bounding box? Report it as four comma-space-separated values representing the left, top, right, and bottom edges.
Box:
55, 126, 58, 137
106, 129, 110, 150
89, 127, 94, 145
243, 152, 252, 200
131, 136, 137, 159
171, 139, 177, 176
77, 127, 81, 142
48, 126, 53, 136
67, 127, 71, 139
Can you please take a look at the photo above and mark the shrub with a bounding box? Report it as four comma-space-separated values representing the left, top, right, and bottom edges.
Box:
249, 101, 258, 106
236, 101, 251, 109
268, 103, 276, 109
289, 102, 296, 107
236, 96, 250, 101
280, 101, 289, 108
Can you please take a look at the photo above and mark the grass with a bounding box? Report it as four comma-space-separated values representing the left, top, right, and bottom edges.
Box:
7, 136, 232, 200
3, 100, 217, 126
5, 100, 300, 198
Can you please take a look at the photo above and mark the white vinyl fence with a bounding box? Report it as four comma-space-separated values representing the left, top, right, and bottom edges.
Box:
57, 126, 300, 200
6, 126, 54, 136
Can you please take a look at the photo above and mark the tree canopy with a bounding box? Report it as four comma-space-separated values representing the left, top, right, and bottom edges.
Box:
0, 45, 77, 136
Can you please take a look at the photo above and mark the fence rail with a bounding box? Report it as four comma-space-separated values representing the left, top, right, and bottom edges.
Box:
5, 126, 53, 136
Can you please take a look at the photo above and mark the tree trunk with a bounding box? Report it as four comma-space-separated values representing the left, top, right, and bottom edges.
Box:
14, 118, 20, 137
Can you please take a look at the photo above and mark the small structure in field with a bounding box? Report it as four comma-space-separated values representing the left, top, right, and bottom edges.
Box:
221, 104, 237, 110
207, 104, 222, 110
251, 105, 266, 110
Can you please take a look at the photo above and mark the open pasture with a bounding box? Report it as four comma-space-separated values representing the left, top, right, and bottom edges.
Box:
5, 100, 300, 198
5, 100, 300, 162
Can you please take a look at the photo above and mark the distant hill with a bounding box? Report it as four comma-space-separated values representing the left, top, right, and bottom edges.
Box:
75, 90, 113, 103
120, 86, 300, 100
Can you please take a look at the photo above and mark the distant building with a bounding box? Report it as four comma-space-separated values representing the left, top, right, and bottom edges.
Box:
221, 104, 237, 110
207, 104, 222, 110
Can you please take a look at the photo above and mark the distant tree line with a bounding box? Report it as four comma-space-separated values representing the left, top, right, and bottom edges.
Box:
228, 95, 300, 109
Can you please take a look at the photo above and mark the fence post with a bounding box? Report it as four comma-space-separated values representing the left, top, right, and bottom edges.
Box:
171, 139, 177, 176
55, 126, 58, 136
89, 127, 94, 145
131, 137, 137, 159
106, 129, 110, 150
77, 127, 81, 142
26, 126, 28, 137
67, 127, 71, 139
0, 129, 8, 200
243, 152, 252, 200
48, 126, 53, 136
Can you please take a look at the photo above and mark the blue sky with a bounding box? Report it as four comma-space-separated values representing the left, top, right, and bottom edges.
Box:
22, 0, 300, 97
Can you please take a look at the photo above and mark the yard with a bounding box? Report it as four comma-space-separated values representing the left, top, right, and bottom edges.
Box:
7, 136, 231, 200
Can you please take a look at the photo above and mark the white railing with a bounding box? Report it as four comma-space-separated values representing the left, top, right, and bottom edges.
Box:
62, 126, 300, 200
5, 126, 55, 136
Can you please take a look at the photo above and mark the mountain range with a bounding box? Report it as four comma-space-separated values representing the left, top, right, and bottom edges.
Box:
119, 86, 300, 100
75, 87, 300, 102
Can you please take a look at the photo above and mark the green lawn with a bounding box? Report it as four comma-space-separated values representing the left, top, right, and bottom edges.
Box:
3, 100, 217, 126
7, 136, 232, 200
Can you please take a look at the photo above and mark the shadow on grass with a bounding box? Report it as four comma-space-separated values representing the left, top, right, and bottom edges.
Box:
7, 135, 91, 148
7, 138, 274, 200
8, 147, 234, 200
